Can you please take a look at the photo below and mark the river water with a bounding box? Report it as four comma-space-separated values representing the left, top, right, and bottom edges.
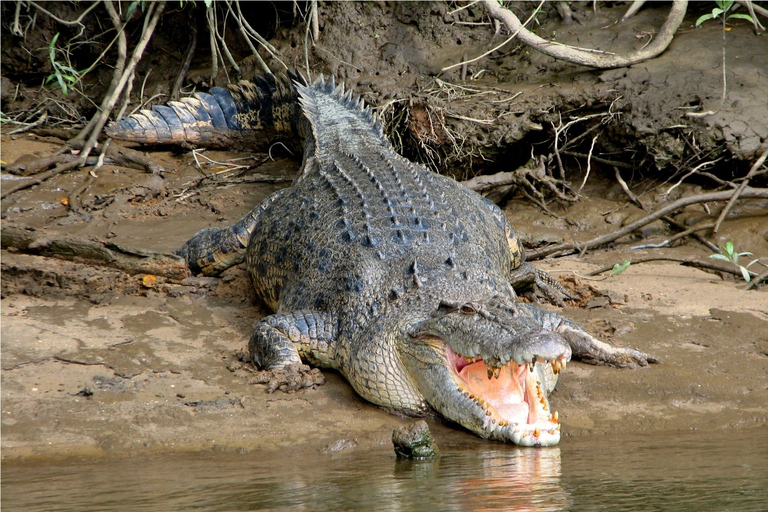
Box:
3, 428, 766, 511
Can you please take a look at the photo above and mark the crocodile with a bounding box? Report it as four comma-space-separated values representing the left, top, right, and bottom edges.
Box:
107, 73, 658, 446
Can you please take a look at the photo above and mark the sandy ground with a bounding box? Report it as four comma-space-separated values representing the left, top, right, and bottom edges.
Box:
2, 138, 767, 461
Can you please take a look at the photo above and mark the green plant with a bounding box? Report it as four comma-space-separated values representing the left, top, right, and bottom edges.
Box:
612, 260, 631, 276
709, 241, 758, 282
44, 33, 81, 98
695, 0, 756, 27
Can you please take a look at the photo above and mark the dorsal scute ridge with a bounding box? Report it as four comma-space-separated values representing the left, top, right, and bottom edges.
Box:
294, 74, 384, 143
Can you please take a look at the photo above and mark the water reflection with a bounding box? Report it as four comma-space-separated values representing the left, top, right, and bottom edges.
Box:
3, 429, 767, 511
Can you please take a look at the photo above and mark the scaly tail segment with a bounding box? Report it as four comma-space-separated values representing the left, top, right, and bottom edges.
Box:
106, 73, 307, 149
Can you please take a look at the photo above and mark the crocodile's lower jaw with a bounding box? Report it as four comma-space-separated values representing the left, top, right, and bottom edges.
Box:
448, 347, 562, 446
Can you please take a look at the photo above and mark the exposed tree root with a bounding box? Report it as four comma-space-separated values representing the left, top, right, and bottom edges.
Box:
482, 0, 687, 69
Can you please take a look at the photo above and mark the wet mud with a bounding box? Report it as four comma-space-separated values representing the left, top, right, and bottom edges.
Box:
2, 143, 767, 460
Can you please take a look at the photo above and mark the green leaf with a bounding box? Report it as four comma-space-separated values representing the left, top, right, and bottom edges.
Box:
715, 0, 733, 11
727, 13, 756, 22
612, 261, 631, 276
55, 72, 68, 97
709, 254, 731, 262
740, 266, 751, 282
695, 13, 714, 26
712, 7, 726, 18
126, 1, 140, 20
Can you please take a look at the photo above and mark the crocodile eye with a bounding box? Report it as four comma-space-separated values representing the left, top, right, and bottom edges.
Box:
459, 304, 477, 314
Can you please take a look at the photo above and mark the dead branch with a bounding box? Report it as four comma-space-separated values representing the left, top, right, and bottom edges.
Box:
745, 270, 768, 290
713, 147, 768, 233
527, 187, 768, 260
171, 21, 197, 100
482, 0, 687, 69
586, 256, 759, 280
614, 167, 720, 253
461, 156, 575, 203
1, 225, 188, 281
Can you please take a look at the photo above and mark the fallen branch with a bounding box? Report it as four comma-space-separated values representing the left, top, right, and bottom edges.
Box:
712, 147, 768, 233
1, 225, 188, 281
482, 0, 687, 69
527, 187, 768, 260
586, 256, 758, 280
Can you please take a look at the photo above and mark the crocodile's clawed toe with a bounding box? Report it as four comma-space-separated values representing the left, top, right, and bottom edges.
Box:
248, 364, 325, 393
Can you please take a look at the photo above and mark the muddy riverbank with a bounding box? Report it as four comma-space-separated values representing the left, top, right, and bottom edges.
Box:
2, 145, 767, 460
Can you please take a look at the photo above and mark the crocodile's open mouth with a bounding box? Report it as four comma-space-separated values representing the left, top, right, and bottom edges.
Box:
447, 346, 566, 446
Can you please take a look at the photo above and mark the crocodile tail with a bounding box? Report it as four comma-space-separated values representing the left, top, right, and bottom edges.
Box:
105, 72, 307, 148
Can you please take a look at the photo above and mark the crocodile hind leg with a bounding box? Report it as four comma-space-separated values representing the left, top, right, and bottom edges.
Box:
503, 222, 574, 305
175, 188, 290, 276
519, 303, 660, 368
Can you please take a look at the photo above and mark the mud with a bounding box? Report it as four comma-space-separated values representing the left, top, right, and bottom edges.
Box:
2, 138, 767, 460
2, 2, 768, 461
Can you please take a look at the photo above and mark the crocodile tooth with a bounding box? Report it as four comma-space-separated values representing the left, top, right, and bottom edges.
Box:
486, 367, 494, 380
551, 411, 559, 423
528, 363, 534, 373
533, 428, 540, 438
493, 367, 501, 379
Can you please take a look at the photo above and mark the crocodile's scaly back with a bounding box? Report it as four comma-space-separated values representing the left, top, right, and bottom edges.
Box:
246, 76, 515, 316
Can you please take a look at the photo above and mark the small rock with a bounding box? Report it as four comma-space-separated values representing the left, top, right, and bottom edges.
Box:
392, 420, 438, 460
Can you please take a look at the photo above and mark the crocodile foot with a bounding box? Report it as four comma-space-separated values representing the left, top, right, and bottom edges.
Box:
248, 363, 325, 393
557, 323, 660, 368
509, 262, 575, 306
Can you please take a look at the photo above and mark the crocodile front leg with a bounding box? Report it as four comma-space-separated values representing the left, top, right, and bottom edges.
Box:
518, 303, 660, 368
249, 310, 340, 370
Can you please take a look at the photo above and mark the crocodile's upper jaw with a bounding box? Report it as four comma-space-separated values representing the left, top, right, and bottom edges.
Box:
447, 345, 566, 446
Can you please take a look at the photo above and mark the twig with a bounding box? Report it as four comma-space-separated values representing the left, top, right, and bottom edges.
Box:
629, 223, 715, 250
527, 187, 768, 260
614, 167, 644, 208
665, 158, 721, 196
713, 147, 768, 233
171, 22, 197, 100
575, 135, 597, 197
745, 270, 768, 290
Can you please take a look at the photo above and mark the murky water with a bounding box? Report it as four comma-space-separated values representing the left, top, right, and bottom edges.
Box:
3, 429, 766, 511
